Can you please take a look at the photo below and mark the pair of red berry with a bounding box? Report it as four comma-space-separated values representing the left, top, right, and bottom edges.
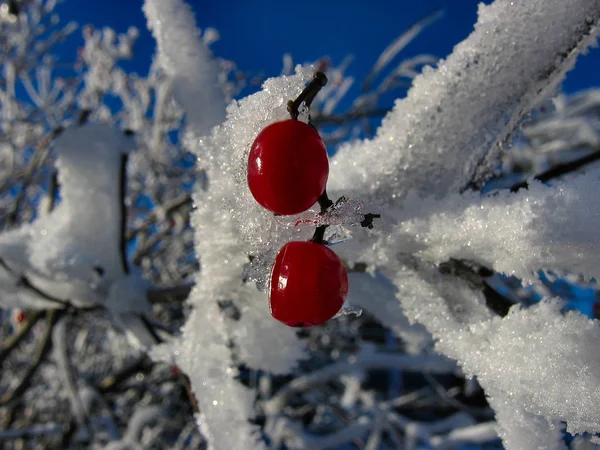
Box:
248, 119, 348, 327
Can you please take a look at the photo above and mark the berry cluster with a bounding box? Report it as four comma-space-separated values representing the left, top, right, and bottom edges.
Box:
247, 72, 354, 328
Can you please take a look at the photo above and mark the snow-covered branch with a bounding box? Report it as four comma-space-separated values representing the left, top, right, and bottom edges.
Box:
329, 0, 600, 203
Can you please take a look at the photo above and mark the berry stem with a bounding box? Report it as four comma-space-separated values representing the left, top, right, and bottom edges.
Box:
287, 72, 328, 121
310, 225, 327, 245
317, 189, 333, 212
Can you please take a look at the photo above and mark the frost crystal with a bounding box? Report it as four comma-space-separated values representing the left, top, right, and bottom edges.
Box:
329, 0, 600, 205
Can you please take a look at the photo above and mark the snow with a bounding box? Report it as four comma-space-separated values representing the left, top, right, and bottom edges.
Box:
165, 69, 319, 450
144, 1, 314, 445
143, 0, 225, 136
138, 0, 600, 448
329, 0, 600, 204
438, 300, 600, 445
377, 173, 600, 283
0, 124, 156, 349
324, 1, 600, 447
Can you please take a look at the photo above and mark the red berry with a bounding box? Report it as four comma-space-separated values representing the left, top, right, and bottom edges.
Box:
270, 241, 348, 327
15, 310, 26, 323
248, 120, 328, 215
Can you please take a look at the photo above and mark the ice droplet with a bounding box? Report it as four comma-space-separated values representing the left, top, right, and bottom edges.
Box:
334, 303, 363, 318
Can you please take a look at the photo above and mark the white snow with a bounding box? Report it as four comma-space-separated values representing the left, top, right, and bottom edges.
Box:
141, 0, 600, 448
329, 0, 600, 204
439, 300, 600, 444
380, 173, 600, 283
167, 69, 318, 450
143, 0, 225, 136
0, 124, 155, 349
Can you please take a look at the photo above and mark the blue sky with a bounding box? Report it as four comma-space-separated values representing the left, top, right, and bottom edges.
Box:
54, 0, 599, 119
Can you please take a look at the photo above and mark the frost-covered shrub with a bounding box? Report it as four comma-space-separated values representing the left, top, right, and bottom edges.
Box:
1, 0, 600, 449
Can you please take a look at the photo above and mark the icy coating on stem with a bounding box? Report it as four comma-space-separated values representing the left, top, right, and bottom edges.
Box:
143, 0, 224, 136
329, 0, 600, 205
327, 0, 600, 448
144, 0, 310, 446
168, 70, 314, 450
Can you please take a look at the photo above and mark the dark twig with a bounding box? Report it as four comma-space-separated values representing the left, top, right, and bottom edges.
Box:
438, 258, 514, 317
311, 108, 390, 126
6, 126, 64, 227
287, 72, 328, 121
98, 355, 153, 393
360, 213, 381, 229
0, 310, 61, 405
510, 146, 600, 192
0, 310, 42, 364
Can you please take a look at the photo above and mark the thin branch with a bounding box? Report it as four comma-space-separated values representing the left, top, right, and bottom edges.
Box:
147, 282, 193, 303
0, 310, 61, 405
311, 107, 390, 126
0, 310, 42, 364
126, 193, 192, 240
510, 145, 600, 192
97, 355, 153, 393
5, 126, 64, 227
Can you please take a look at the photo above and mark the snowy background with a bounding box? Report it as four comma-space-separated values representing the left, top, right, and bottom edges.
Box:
1, 0, 600, 449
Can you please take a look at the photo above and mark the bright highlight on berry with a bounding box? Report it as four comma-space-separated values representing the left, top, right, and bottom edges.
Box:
269, 241, 348, 327
247, 119, 329, 215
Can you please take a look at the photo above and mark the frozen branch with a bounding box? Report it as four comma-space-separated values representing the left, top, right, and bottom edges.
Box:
0, 310, 42, 363
264, 350, 457, 414
0, 309, 60, 405
143, 0, 225, 135
329, 0, 600, 203
52, 315, 90, 435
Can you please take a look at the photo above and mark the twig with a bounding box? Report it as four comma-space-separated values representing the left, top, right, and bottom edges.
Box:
147, 282, 193, 303
264, 352, 456, 413
126, 193, 192, 240
438, 258, 515, 317
6, 126, 64, 227
0, 423, 63, 440
98, 355, 152, 393
0, 310, 42, 364
311, 107, 390, 126
0, 310, 61, 405
510, 146, 600, 192
287, 72, 328, 121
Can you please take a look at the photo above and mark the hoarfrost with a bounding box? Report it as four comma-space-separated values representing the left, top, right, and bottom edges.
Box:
0, 124, 155, 349
143, 0, 224, 136
329, 0, 600, 204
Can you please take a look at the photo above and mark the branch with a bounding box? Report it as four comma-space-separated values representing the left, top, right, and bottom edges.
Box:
0, 423, 63, 441
52, 315, 90, 434
147, 282, 193, 303
5, 126, 64, 227
0, 310, 61, 405
311, 107, 390, 126
97, 355, 153, 393
0, 310, 42, 364
264, 351, 456, 414
126, 193, 191, 240
510, 144, 600, 192
438, 259, 515, 317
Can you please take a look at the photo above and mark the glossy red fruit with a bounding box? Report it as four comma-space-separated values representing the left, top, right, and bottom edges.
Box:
248, 120, 329, 215
270, 241, 348, 327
